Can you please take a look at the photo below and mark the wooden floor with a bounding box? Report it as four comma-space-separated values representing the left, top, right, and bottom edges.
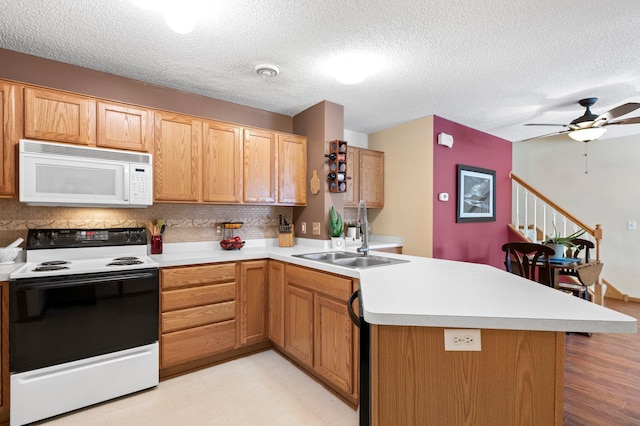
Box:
564, 299, 640, 425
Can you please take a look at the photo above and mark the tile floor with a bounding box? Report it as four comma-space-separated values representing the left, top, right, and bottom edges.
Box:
34, 350, 359, 425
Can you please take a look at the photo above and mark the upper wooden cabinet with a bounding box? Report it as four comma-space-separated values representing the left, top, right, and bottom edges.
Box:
0, 83, 20, 197
202, 120, 243, 203
154, 112, 201, 202
24, 89, 152, 152
6, 81, 306, 205
344, 146, 360, 207
243, 128, 277, 203
97, 101, 152, 152
344, 147, 384, 208
278, 134, 307, 205
24, 88, 96, 145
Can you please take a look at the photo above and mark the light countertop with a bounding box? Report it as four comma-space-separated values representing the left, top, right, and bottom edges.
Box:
5, 238, 634, 334
150, 239, 636, 334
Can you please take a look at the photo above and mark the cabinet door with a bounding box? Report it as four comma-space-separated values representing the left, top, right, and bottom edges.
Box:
343, 146, 360, 207
277, 134, 306, 205
202, 120, 242, 203
97, 101, 152, 152
24, 88, 96, 145
314, 293, 354, 395
268, 261, 285, 347
239, 260, 268, 346
154, 112, 201, 202
243, 128, 276, 203
360, 149, 384, 208
0, 83, 19, 197
284, 284, 314, 367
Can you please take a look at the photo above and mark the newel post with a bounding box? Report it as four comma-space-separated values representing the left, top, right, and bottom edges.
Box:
593, 224, 603, 261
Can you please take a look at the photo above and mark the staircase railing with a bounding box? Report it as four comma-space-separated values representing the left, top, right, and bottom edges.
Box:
509, 172, 603, 260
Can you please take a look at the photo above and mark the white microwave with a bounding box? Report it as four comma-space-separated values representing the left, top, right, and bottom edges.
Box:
19, 139, 153, 208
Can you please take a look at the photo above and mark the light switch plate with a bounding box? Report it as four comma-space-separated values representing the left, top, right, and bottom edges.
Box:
301, 222, 307, 234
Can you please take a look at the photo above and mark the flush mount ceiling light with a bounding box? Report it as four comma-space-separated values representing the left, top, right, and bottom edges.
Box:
256, 64, 280, 78
568, 127, 607, 142
130, 0, 206, 34
323, 52, 384, 85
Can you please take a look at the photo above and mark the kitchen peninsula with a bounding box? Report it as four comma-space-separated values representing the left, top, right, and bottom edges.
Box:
4, 240, 632, 425
151, 240, 636, 426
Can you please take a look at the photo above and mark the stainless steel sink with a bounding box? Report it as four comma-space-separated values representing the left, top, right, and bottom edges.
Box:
292, 251, 409, 269
296, 251, 356, 261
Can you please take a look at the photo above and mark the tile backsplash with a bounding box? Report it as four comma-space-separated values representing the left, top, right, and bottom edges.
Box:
0, 199, 293, 247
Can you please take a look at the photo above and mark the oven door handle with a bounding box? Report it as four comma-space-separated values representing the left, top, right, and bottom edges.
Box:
13, 271, 157, 290
348, 290, 361, 328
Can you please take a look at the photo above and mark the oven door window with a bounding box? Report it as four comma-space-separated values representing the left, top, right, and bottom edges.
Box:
10, 269, 159, 373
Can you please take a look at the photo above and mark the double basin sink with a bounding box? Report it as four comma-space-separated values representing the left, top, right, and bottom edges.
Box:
292, 251, 409, 269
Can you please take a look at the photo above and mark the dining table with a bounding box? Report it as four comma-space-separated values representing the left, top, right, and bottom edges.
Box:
542, 257, 605, 304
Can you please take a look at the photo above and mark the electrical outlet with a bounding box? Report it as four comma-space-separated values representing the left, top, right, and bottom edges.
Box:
216, 226, 221, 234
301, 222, 307, 234
444, 329, 481, 351
628, 220, 637, 230
312, 222, 321, 235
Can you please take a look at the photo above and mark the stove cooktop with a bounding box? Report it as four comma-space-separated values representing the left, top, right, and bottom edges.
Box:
9, 228, 159, 280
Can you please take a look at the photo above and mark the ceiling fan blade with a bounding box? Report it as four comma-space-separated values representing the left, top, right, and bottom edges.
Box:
524, 123, 569, 127
595, 103, 640, 122
518, 130, 571, 142
604, 116, 640, 126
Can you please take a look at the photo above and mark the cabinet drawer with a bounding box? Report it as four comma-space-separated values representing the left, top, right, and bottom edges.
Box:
161, 263, 236, 290
286, 264, 352, 301
161, 320, 236, 368
162, 300, 235, 333
162, 282, 236, 312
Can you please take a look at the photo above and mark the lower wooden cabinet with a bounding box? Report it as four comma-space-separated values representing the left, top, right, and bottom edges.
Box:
283, 264, 358, 401
268, 261, 285, 347
284, 284, 314, 366
239, 260, 268, 346
314, 294, 354, 394
157, 260, 358, 405
160, 263, 237, 369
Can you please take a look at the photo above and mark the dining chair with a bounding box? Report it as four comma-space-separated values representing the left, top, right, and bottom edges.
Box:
559, 238, 599, 299
564, 238, 593, 262
501, 242, 556, 286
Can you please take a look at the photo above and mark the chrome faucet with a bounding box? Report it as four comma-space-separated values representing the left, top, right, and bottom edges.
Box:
356, 200, 369, 256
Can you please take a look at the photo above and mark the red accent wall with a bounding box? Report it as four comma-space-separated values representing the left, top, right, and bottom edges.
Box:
432, 116, 512, 268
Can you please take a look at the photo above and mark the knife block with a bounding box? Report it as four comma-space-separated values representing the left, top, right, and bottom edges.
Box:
279, 229, 295, 247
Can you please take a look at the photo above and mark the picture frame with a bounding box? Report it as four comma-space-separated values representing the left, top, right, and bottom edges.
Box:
456, 164, 496, 223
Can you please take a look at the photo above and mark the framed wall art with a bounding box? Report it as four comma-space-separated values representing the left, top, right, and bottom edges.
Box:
456, 164, 496, 223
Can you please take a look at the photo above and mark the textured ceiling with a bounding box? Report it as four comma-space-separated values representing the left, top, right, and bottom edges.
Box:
2, 0, 640, 142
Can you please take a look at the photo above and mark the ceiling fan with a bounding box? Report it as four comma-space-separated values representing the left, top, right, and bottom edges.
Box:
522, 98, 640, 142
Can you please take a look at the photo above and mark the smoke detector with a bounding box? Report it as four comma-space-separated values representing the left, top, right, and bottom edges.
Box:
256, 64, 279, 78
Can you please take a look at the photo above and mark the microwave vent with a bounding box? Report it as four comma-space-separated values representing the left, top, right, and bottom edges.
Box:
22, 140, 151, 164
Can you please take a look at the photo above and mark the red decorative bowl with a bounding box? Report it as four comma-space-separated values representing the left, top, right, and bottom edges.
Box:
220, 240, 245, 250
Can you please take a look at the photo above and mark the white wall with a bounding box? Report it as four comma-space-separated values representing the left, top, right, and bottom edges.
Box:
344, 129, 368, 148
513, 134, 640, 298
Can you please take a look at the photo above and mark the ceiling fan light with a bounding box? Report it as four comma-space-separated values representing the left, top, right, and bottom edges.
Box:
568, 127, 607, 142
